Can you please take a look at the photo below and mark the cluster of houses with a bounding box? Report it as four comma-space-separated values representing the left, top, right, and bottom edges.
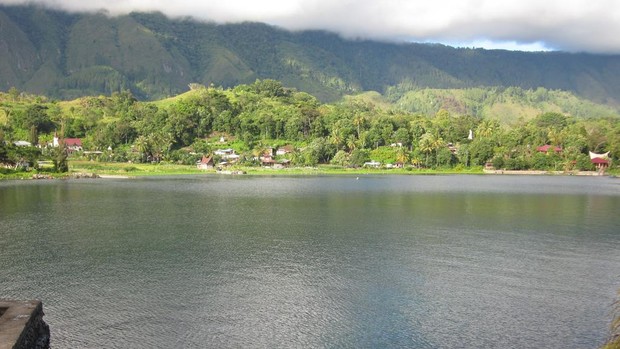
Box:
11, 134, 84, 153
5, 131, 613, 173
3, 135, 84, 169
534, 144, 611, 171
197, 145, 295, 170
483, 144, 611, 173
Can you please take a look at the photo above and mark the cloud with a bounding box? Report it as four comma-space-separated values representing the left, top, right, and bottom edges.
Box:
2, 0, 620, 53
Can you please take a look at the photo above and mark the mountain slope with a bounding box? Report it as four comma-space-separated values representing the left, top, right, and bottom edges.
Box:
1, 4, 620, 108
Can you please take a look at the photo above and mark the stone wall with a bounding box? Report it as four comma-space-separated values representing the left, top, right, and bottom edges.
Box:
0, 300, 50, 349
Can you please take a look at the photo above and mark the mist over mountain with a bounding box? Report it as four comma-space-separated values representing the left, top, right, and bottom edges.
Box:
1, 4, 620, 108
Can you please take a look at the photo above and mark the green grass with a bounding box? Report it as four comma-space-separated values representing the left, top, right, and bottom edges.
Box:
5, 161, 617, 180
69, 161, 486, 177
69, 160, 201, 176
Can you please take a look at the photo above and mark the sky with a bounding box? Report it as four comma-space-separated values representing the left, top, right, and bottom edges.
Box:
2, 0, 620, 54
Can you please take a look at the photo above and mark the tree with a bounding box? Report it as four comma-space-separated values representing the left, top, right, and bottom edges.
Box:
475, 119, 499, 139
349, 148, 370, 167
149, 132, 173, 162
436, 147, 455, 167
535, 112, 568, 130
18, 104, 53, 145
134, 135, 151, 162
469, 137, 496, 166
393, 127, 411, 148
330, 150, 350, 166
419, 132, 444, 167
0, 129, 8, 163
419, 133, 436, 166
53, 123, 69, 173
352, 113, 366, 138
53, 141, 69, 173
395, 146, 409, 164
252, 79, 288, 98
8, 87, 20, 101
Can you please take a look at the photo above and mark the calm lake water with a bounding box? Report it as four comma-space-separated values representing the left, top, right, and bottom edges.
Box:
1, 175, 619, 348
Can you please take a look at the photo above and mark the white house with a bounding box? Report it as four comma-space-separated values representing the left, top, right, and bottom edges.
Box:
363, 160, 381, 168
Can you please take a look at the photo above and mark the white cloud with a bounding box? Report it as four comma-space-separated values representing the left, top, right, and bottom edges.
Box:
2, 0, 620, 53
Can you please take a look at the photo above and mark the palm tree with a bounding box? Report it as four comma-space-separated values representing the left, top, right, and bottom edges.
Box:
353, 113, 366, 138
410, 154, 423, 168
547, 129, 564, 147
396, 145, 409, 164
149, 132, 173, 162
419, 133, 436, 166
134, 135, 150, 162
252, 144, 269, 163
330, 125, 345, 150
476, 119, 499, 139
345, 135, 358, 152
419, 132, 445, 167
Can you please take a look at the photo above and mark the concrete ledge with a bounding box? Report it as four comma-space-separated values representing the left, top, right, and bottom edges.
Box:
0, 300, 49, 349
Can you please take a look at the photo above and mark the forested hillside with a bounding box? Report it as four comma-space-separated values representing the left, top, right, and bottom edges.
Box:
1, 81, 619, 175
2, 4, 620, 109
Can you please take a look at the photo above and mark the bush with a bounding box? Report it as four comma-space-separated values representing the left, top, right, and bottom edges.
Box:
492, 156, 505, 169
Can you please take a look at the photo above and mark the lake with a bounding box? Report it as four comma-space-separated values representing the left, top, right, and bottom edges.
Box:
1, 175, 619, 348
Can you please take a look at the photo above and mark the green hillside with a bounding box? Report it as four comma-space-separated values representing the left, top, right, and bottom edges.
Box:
1, 4, 620, 109
384, 85, 619, 124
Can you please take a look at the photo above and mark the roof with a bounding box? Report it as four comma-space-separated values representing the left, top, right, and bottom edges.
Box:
589, 151, 610, 159
214, 148, 234, 154
277, 145, 295, 153
200, 155, 213, 164
591, 157, 609, 164
536, 145, 562, 153
64, 138, 82, 146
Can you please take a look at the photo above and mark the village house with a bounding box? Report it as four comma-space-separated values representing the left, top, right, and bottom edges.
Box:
13, 140, 32, 147
214, 148, 240, 162
260, 154, 276, 167
276, 145, 294, 156
197, 155, 214, 170
64, 138, 83, 152
259, 152, 291, 168
274, 159, 291, 169
363, 160, 381, 168
53, 133, 83, 152
590, 151, 611, 173
591, 157, 610, 172
536, 145, 562, 153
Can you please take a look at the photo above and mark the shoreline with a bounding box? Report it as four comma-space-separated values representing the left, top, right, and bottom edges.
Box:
482, 169, 608, 176
2, 167, 616, 180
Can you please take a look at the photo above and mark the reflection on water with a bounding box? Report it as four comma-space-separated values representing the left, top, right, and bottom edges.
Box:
1, 175, 619, 348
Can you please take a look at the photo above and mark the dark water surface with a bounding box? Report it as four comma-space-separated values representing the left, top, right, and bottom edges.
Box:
1, 175, 619, 348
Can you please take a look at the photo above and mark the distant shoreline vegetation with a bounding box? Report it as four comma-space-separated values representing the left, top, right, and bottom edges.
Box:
1, 80, 619, 179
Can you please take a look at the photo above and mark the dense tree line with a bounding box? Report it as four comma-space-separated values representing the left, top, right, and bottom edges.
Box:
1, 80, 619, 173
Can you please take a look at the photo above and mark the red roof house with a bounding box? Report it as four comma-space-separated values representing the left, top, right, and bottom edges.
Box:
63, 138, 83, 152
197, 155, 214, 170
591, 157, 609, 166
536, 145, 562, 153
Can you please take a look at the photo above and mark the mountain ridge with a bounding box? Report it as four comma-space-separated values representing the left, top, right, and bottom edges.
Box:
1, 4, 620, 109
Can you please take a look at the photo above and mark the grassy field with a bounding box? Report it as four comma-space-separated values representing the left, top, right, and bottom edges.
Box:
68, 161, 202, 176
6, 161, 620, 180
68, 161, 488, 176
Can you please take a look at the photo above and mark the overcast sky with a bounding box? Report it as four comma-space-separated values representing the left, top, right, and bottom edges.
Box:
2, 0, 620, 53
